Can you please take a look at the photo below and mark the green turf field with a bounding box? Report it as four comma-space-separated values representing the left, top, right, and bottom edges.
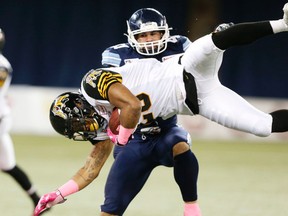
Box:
1, 135, 288, 216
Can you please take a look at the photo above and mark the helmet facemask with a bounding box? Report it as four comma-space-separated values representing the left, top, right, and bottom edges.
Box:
126, 21, 170, 56
50, 92, 106, 141
64, 112, 100, 141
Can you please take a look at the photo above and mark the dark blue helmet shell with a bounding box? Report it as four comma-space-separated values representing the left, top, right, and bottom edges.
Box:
128, 8, 167, 32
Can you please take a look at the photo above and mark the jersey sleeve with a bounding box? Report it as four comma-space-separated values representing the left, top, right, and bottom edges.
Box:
81, 69, 122, 101
161, 35, 192, 60
177, 35, 192, 51
101, 43, 131, 67
102, 47, 122, 67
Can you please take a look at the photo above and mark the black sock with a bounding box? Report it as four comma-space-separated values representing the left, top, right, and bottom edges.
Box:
30, 192, 40, 206
270, 109, 288, 132
174, 150, 199, 202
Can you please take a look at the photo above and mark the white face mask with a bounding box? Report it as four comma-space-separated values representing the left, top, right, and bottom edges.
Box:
126, 21, 171, 56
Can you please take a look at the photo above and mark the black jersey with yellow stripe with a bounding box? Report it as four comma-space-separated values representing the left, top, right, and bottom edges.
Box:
81, 69, 122, 101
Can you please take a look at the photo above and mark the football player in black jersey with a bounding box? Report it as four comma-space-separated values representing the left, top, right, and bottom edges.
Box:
34, 73, 142, 215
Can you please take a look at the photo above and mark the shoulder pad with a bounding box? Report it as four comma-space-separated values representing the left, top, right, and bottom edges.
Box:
82, 69, 122, 101
102, 43, 134, 67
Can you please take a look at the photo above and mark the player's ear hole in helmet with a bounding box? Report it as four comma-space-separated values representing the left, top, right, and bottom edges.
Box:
125, 8, 172, 56
49, 92, 106, 141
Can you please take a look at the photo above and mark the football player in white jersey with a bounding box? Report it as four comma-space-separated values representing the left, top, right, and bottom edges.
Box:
82, 4, 288, 139
101, 8, 201, 216
0, 28, 43, 213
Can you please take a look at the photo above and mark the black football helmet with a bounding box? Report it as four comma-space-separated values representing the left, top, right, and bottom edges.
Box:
0, 28, 5, 52
125, 8, 171, 56
49, 92, 106, 141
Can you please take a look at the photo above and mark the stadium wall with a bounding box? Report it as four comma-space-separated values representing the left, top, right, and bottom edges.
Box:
9, 85, 288, 141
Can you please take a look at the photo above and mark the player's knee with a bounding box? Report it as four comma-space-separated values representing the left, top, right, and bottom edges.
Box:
173, 142, 190, 157
101, 200, 127, 216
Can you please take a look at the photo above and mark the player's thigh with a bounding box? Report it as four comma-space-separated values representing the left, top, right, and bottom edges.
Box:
199, 85, 272, 136
0, 133, 16, 170
0, 115, 12, 136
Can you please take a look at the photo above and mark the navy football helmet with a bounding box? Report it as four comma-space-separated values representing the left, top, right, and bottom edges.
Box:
0, 28, 5, 52
49, 92, 106, 141
126, 8, 171, 56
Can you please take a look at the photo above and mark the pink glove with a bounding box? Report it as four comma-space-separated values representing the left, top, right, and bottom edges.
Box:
33, 190, 66, 216
107, 127, 118, 144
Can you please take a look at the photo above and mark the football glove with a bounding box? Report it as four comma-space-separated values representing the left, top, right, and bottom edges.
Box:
33, 190, 66, 216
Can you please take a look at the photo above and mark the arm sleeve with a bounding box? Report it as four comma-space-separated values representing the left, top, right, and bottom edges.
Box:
212, 21, 273, 50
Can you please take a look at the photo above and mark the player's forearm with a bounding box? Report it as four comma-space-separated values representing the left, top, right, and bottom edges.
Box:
119, 106, 140, 128
108, 82, 141, 128
61, 140, 113, 193
55, 167, 93, 198
56, 165, 97, 197
72, 165, 98, 190
71, 156, 104, 191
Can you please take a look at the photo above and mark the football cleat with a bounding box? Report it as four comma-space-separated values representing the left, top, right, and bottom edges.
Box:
283, 3, 288, 26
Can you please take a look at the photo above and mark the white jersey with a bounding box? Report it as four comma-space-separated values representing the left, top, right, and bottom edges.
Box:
110, 55, 193, 124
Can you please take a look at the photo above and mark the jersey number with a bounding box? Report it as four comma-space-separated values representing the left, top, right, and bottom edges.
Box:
136, 93, 154, 125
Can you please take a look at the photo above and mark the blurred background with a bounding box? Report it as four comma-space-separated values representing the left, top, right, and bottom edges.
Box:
0, 0, 287, 98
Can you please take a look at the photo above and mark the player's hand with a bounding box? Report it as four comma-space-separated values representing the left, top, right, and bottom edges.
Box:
33, 190, 66, 216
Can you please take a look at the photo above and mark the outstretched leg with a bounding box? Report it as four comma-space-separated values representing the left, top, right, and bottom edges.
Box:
0, 133, 40, 207
3, 165, 40, 206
